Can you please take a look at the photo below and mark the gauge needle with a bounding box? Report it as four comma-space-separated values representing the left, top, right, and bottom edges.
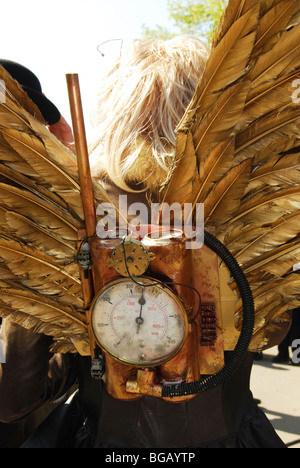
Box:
136, 287, 146, 333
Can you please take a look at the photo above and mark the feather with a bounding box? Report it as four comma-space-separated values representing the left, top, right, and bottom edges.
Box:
235, 274, 300, 330
0, 65, 124, 357
234, 108, 300, 163
0, 286, 89, 355
0, 261, 18, 280
190, 138, 235, 217
1, 0, 300, 356
0, 133, 38, 177
252, 0, 300, 55
249, 22, 300, 88
0, 73, 108, 214
160, 0, 300, 354
228, 185, 300, 227
212, 0, 258, 47
1, 127, 81, 193
0, 233, 82, 300
241, 237, 300, 277
5, 211, 76, 261
0, 159, 71, 211
163, 6, 258, 209
159, 132, 200, 207
0, 182, 80, 242
228, 211, 300, 264
0, 66, 43, 124
0, 98, 31, 131
179, 8, 257, 129
25, 114, 113, 211
204, 159, 252, 226
247, 151, 300, 192
0, 127, 84, 219
238, 73, 300, 132
0, 288, 85, 327
162, 83, 248, 209
193, 82, 250, 162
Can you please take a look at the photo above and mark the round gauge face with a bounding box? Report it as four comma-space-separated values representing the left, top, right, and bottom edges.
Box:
90, 277, 187, 367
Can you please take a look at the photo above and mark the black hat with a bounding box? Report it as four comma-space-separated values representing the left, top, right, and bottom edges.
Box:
0, 59, 61, 125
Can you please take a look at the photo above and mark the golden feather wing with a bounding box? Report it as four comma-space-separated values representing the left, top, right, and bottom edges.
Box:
161, 0, 300, 351
0, 67, 105, 355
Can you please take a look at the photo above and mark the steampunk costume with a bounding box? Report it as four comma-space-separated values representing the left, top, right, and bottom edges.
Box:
1, 0, 300, 448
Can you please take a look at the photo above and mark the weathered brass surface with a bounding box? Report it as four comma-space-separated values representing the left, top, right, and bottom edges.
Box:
89, 229, 226, 402
107, 238, 155, 277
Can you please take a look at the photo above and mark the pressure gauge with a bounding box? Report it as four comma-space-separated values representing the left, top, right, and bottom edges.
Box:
90, 277, 188, 367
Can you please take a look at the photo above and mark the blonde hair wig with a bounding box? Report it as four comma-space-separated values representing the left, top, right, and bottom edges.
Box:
90, 36, 209, 192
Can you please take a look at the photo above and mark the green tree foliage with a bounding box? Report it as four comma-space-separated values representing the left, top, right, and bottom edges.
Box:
141, 24, 175, 41
141, 0, 228, 44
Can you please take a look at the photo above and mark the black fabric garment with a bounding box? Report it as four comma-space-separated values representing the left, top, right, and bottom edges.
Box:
21, 352, 286, 448
283, 308, 300, 354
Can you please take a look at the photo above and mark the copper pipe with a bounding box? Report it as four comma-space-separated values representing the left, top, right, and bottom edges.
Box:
67, 75, 97, 358
66, 73, 96, 238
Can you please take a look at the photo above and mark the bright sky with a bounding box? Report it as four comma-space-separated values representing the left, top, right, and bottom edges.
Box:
1, 0, 175, 137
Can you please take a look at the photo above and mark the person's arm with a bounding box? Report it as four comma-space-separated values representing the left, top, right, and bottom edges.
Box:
48, 116, 75, 153
0, 318, 76, 423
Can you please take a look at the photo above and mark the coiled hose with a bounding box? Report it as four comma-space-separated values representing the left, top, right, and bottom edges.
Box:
162, 230, 255, 398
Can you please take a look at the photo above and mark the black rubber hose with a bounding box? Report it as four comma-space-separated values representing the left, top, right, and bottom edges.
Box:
162, 230, 255, 398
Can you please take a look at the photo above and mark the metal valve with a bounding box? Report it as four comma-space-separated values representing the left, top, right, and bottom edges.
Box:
91, 354, 105, 379
77, 242, 92, 278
